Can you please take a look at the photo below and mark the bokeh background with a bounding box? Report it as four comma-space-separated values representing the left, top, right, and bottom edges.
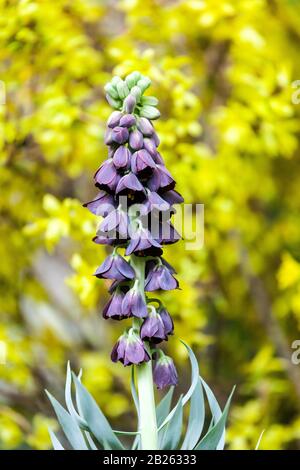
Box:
1, 0, 300, 450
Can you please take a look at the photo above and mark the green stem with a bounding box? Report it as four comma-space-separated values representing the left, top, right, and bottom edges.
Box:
130, 255, 158, 450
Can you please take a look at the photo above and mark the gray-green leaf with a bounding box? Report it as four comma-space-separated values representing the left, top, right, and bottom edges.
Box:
49, 430, 64, 450
72, 373, 124, 450
46, 391, 88, 450
156, 387, 174, 427
194, 386, 235, 450
181, 377, 205, 450
160, 395, 183, 450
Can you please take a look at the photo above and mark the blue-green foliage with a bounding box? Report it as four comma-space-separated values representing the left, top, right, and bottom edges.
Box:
47, 343, 234, 450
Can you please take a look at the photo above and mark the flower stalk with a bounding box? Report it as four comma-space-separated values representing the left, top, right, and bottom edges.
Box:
131, 254, 158, 449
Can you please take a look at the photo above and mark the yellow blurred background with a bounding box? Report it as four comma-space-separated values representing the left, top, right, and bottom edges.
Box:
1, 0, 300, 450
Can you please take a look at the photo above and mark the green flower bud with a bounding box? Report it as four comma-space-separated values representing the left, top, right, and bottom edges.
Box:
104, 83, 119, 100
125, 71, 141, 89
140, 105, 160, 120
137, 77, 151, 93
130, 85, 142, 102
141, 96, 159, 106
106, 94, 122, 109
111, 76, 123, 88
116, 81, 130, 99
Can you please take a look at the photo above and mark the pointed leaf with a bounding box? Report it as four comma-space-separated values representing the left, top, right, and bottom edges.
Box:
156, 387, 174, 427
49, 430, 64, 450
72, 373, 124, 450
46, 391, 88, 450
194, 387, 235, 450
200, 377, 224, 449
65, 362, 88, 429
160, 395, 183, 450
85, 431, 98, 450
158, 341, 199, 431
180, 340, 199, 406
255, 430, 265, 450
181, 378, 205, 450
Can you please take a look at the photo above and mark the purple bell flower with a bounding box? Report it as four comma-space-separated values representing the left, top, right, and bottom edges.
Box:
116, 173, 145, 200
119, 114, 136, 128
129, 129, 144, 150
111, 126, 129, 144
99, 208, 129, 240
147, 164, 175, 192
126, 225, 162, 256
94, 159, 120, 193
103, 289, 128, 320
112, 145, 131, 169
153, 354, 178, 389
145, 261, 178, 291
131, 149, 156, 176
159, 307, 174, 336
121, 284, 148, 318
83, 191, 115, 217
139, 190, 170, 215
94, 253, 135, 281
111, 329, 150, 366
140, 307, 167, 343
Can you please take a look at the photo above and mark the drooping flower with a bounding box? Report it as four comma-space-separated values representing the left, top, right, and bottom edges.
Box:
94, 159, 120, 193
111, 329, 150, 366
126, 225, 162, 256
145, 261, 179, 291
153, 354, 178, 389
140, 307, 168, 343
83, 191, 115, 217
139, 190, 170, 216
103, 289, 128, 320
159, 307, 174, 336
99, 208, 129, 240
121, 283, 148, 318
116, 173, 145, 203
147, 164, 175, 192
131, 149, 156, 177
94, 253, 135, 281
